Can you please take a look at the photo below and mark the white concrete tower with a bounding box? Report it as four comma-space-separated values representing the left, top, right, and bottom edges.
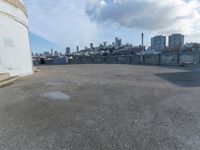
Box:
0, 0, 33, 76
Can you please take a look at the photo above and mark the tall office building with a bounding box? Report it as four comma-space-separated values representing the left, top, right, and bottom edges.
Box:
0, 0, 33, 76
76, 46, 79, 52
115, 37, 122, 49
44, 52, 50, 57
118, 39, 122, 47
115, 37, 118, 47
90, 43, 94, 50
65, 47, 71, 55
54, 51, 58, 56
103, 42, 107, 48
51, 48, 54, 56
169, 34, 184, 50
151, 35, 166, 52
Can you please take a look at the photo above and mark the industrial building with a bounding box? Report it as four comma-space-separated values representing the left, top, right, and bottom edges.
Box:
0, 0, 33, 76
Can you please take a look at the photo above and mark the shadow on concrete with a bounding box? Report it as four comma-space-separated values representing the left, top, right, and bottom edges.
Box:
156, 70, 200, 87
142, 64, 200, 71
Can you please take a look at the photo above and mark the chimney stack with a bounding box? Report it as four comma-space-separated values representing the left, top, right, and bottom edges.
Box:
142, 33, 144, 48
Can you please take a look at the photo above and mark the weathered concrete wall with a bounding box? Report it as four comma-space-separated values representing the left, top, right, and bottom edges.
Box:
34, 51, 200, 67
179, 52, 196, 65
144, 54, 160, 65
129, 55, 141, 64
63, 55, 142, 65
160, 52, 178, 65
104, 57, 118, 64
68, 57, 93, 64
82, 57, 94, 64
68, 58, 80, 64
45, 59, 53, 65
118, 56, 129, 64
33, 59, 40, 66
53, 57, 68, 65
93, 57, 105, 64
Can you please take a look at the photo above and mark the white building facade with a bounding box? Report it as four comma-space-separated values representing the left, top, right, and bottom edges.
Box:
0, 0, 33, 76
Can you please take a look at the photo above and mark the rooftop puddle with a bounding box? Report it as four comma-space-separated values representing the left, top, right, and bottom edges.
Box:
94, 80, 108, 85
41, 91, 70, 101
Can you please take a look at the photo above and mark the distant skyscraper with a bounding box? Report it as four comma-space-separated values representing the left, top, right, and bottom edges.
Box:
76, 46, 79, 52
103, 41, 107, 48
65, 47, 71, 55
115, 37, 122, 49
115, 37, 118, 47
44, 51, 50, 57
90, 43, 94, 50
118, 39, 122, 47
51, 48, 54, 56
151, 35, 166, 52
54, 51, 58, 56
142, 33, 144, 48
169, 34, 184, 50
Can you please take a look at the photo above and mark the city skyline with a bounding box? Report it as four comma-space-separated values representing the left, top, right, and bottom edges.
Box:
24, 0, 200, 53
32, 33, 192, 55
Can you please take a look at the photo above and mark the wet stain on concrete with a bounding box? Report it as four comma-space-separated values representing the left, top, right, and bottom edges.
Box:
66, 81, 82, 86
40, 91, 70, 101
44, 80, 64, 86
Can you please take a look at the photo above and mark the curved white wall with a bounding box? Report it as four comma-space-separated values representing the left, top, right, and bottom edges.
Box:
0, 0, 32, 76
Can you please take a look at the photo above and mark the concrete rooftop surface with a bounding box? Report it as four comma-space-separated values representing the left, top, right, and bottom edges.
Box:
0, 64, 200, 150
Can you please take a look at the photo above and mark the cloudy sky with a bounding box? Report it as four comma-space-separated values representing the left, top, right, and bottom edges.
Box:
23, 0, 200, 53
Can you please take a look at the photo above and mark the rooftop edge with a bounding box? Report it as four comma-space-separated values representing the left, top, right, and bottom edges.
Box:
3, 0, 28, 17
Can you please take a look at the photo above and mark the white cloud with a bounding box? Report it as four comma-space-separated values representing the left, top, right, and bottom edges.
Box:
86, 0, 200, 36
24, 0, 98, 49
23, 0, 200, 50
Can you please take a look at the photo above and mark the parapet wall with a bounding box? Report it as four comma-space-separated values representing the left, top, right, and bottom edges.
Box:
67, 51, 199, 67
33, 51, 200, 67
